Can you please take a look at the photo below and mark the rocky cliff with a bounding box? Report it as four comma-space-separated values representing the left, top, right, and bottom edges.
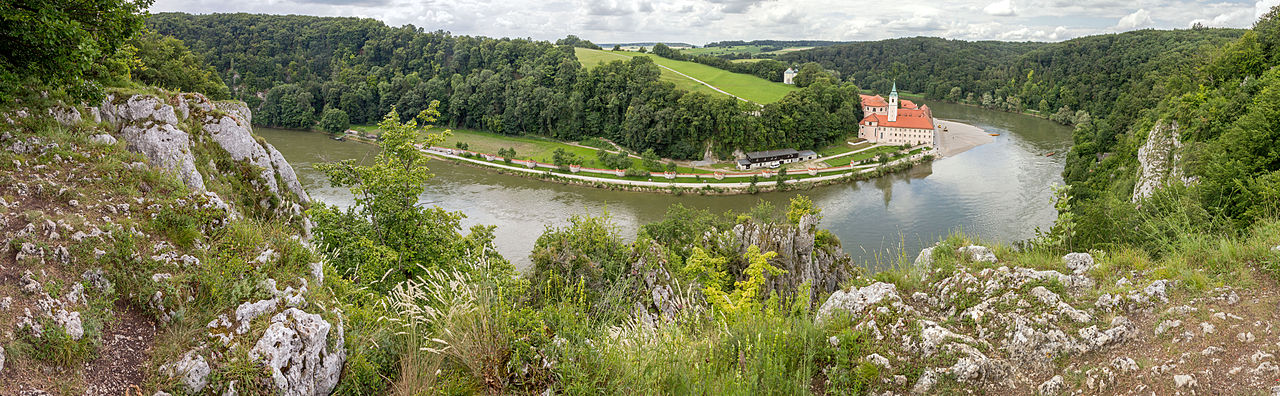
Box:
814, 241, 1280, 395
733, 214, 856, 303
0, 91, 341, 395
1132, 120, 1194, 202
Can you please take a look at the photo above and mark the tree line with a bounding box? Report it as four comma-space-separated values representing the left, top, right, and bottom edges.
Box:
147, 13, 863, 159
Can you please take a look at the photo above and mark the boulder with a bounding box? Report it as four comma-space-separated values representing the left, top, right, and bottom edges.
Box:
815, 282, 901, 325
914, 246, 936, 266
1063, 252, 1094, 275
958, 245, 997, 263
0, 344, 5, 375
88, 134, 117, 146
251, 308, 345, 396
202, 112, 280, 194
1038, 375, 1064, 395
120, 123, 205, 191
162, 350, 211, 392
1173, 374, 1196, 388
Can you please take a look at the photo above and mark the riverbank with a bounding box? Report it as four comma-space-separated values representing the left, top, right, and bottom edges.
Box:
423, 146, 935, 195
936, 119, 995, 158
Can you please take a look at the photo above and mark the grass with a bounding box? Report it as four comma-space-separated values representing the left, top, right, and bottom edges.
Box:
816, 140, 871, 157
823, 146, 903, 167
680, 45, 770, 56
574, 48, 797, 104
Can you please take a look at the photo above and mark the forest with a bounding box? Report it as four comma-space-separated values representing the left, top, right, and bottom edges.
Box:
146, 13, 863, 159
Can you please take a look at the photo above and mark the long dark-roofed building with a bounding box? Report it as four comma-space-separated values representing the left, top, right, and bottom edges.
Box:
737, 148, 818, 170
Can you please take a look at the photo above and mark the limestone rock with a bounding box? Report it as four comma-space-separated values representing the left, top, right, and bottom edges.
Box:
1173, 374, 1196, 388
88, 134, 117, 146
733, 214, 855, 303
1038, 375, 1064, 395
0, 345, 5, 375
251, 308, 345, 396
958, 245, 997, 262
203, 112, 281, 194
815, 282, 901, 325
1133, 121, 1194, 202
914, 246, 936, 266
1154, 319, 1181, 336
1111, 357, 1139, 372
120, 123, 205, 190
162, 350, 211, 392
1063, 252, 1094, 275
911, 370, 938, 394
266, 143, 310, 203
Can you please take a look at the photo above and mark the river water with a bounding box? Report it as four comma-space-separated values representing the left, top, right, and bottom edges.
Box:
257, 101, 1073, 272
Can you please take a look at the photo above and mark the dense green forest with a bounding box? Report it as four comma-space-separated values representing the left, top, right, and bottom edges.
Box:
777, 31, 1241, 124
147, 13, 862, 159
1060, 8, 1280, 252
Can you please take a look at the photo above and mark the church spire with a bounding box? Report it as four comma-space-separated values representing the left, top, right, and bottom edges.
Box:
888, 80, 899, 122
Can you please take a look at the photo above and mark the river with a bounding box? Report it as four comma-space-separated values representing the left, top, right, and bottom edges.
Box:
257, 101, 1073, 272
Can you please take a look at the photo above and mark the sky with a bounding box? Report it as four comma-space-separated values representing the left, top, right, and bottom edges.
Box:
150, 0, 1280, 44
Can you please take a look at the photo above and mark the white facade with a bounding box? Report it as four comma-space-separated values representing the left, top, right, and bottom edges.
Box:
783, 68, 796, 85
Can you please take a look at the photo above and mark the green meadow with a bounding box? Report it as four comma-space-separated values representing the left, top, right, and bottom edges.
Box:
574, 48, 796, 104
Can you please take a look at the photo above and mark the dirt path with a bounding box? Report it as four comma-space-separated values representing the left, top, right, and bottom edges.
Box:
83, 302, 157, 396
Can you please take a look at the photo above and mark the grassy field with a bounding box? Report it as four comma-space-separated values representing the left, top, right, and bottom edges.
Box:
575, 48, 724, 98
816, 140, 871, 157
680, 45, 769, 56
574, 48, 796, 104
823, 146, 903, 167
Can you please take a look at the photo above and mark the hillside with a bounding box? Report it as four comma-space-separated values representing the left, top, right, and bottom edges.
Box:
147, 13, 849, 159
574, 48, 797, 103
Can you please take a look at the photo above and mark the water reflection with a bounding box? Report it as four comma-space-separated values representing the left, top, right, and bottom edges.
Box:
258, 100, 1073, 272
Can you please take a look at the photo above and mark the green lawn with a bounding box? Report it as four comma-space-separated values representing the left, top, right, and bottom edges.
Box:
575, 48, 724, 98
816, 140, 871, 157
574, 48, 796, 104
823, 146, 903, 167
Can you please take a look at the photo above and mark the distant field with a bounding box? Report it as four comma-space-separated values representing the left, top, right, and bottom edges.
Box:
731, 58, 767, 64
574, 48, 796, 104
681, 46, 813, 57
575, 48, 723, 97
681, 45, 768, 56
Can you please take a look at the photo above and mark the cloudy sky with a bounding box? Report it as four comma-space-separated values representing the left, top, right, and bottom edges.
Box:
152, 0, 1280, 44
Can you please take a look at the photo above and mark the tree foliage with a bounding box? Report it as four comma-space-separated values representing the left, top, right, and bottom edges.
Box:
129, 30, 229, 98
310, 103, 507, 291
317, 107, 350, 134
148, 13, 861, 158
1, 0, 154, 100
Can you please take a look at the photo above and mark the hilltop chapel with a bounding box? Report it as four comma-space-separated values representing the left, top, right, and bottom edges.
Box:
857, 83, 939, 147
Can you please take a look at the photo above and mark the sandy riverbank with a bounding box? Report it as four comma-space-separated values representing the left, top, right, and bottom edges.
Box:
936, 119, 994, 158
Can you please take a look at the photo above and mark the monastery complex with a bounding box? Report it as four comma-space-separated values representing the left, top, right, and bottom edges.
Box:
858, 84, 939, 147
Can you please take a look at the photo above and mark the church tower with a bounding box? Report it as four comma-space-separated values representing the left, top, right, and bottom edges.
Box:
888, 81, 899, 122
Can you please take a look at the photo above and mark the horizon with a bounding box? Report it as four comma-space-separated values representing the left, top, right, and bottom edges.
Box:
151, 0, 1280, 44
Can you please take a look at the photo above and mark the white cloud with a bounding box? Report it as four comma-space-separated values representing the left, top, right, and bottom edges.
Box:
146, 0, 1268, 45
983, 0, 1016, 16
1116, 8, 1154, 29
1189, 9, 1254, 27
1260, 0, 1280, 19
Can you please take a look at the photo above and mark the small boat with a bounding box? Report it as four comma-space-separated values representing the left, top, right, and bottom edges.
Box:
1045, 152, 1056, 157
988, 133, 1001, 136
331, 135, 346, 141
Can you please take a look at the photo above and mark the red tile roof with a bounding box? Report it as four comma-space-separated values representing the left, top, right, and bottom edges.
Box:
901, 99, 918, 109
860, 94, 888, 107
860, 109, 936, 130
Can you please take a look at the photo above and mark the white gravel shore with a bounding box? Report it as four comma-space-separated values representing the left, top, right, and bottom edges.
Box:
936, 119, 994, 158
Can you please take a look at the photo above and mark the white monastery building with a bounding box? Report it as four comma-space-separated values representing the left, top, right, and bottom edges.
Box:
857, 83, 939, 147
782, 67, 796, 85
